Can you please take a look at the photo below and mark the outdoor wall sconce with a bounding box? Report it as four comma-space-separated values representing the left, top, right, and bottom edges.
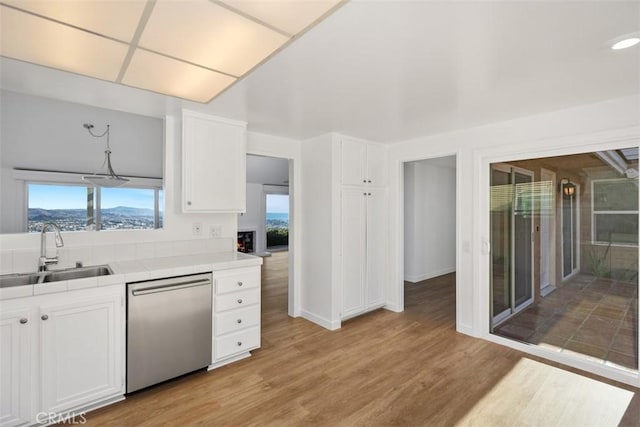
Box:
559, 178, 576, 197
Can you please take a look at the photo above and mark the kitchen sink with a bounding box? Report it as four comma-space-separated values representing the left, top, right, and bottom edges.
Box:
0, 265, 113, 288
0, 273, 42, 288
41, 266, 113, 282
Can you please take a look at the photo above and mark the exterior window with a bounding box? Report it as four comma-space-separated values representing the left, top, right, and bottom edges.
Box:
592, 179, 638, 245
27, 183, 163, 232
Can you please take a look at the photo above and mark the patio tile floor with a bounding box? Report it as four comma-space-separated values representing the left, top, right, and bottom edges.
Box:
494, 274, 638, 371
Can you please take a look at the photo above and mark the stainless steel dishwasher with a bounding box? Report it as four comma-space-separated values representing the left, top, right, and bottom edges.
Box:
127, 273, 212, 393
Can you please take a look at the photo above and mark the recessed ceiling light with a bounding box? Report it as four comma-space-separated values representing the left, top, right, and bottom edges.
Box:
611, 37, 640, 50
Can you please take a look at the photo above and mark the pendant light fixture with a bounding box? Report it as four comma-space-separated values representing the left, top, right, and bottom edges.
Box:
82, 123, 129, 187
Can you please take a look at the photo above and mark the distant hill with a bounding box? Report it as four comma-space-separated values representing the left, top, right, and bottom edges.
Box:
102, 206, 154, 217
29, 206, 154, 220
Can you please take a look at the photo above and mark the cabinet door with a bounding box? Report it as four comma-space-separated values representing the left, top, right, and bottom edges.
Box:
366, 143, 388, 187
366, 190, 388, 308
183, 112, 246, 212
0, 308, 32, 427
341, 188, 367, 318
341, 138, 367, 186
40, 290, 124, 414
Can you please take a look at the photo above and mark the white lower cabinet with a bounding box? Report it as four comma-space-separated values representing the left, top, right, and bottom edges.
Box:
0, 308, 32, 427
209, 266, 261, 369
0, 285, 125, 427
40, 291, 124, 415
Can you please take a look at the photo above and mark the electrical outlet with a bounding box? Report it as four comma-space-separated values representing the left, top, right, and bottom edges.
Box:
192, 222, 202, 236
210, 226, 222, 238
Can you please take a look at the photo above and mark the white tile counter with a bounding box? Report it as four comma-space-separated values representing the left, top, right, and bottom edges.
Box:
0, 251, 262, 300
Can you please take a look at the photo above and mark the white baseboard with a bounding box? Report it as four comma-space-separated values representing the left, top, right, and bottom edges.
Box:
384, 303, 403, 313
405, 267, 456, 283
300, 310, 341, 330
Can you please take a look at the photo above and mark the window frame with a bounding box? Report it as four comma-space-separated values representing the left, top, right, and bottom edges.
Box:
591, 178, 639, 246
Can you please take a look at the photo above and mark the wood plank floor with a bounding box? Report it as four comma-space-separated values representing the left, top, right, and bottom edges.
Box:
84, 253, 639, 426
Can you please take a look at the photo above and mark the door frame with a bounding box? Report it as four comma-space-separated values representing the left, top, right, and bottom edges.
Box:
399, 154, 459, 318
560, 182, 581, 280
540, 168, 557, 296
245, 150, 300, 318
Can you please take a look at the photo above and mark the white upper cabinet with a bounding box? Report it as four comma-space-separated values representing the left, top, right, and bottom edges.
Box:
182, 110, 247, 213
340, 137, 388, 187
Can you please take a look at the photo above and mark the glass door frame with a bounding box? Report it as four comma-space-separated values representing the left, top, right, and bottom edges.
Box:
560, 182, 580, 280
490, 164, 535, 327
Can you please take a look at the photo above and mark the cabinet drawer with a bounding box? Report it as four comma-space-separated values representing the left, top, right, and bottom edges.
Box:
214, 327, 260, 360
215, 288, 260, 312
215, 268, 259, 294
215, 306, 260, 335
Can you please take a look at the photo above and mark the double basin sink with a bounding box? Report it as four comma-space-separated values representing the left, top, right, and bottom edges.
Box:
0, 265, 112, 288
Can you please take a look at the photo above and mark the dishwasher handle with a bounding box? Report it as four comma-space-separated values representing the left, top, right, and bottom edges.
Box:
131, 279, 210, 296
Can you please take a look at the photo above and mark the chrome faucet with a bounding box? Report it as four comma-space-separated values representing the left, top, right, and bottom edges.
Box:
39, 223, 64, 272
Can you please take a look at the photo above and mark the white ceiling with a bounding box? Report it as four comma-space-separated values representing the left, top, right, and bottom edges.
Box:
2, 1, 639, 143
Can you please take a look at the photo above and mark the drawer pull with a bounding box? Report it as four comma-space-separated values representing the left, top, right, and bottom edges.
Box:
237, 341, 242, 347
237, 319, 242, 324
19, 318, 28, 324
41, 314, 49, 321
237, 299, 243, 304
237, 281, 243, 287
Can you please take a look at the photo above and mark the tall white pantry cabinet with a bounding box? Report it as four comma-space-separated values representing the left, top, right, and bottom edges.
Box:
301, 134, 389, 328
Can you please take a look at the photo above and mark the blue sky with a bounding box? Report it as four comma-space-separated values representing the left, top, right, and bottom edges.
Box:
266, 194, 289, 214
28, 184, 159, 210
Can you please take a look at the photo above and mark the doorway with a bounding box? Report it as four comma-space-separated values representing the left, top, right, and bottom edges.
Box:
242, 154, 293, 321
490, 164, 534, 326
403, 156, 457, 314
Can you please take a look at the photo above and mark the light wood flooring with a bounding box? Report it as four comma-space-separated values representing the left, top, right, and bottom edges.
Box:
83, 253, 639, 426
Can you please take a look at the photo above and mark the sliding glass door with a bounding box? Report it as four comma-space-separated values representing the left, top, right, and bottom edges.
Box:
490, 165, 534, 326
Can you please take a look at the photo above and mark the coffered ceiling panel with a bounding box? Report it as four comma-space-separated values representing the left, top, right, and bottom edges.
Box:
220, 0, 343, 35
0, 5, 129, 81
138, 0, 289, 77
122, 49, 236, 103
1, 0, 146, 42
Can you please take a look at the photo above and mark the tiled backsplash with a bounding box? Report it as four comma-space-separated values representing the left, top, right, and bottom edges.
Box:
0, 238, 233, 275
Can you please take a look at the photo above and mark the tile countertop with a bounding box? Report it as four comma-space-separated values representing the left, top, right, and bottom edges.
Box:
0, 251, 262, 301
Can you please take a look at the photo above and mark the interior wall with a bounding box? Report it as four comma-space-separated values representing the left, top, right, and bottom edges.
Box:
404, 157, 456, 282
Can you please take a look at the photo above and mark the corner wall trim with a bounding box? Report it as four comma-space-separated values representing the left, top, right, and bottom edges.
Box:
300, 310, 341, 330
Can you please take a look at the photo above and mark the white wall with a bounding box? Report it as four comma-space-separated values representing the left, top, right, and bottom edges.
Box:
404, 157, 456, 282
388, 94, 640, 387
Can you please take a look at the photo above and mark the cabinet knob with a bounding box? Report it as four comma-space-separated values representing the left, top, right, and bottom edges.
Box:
187, 201, 192, 206
237, 299, 243, 304
368, 180, 372, 183
363, 179, 367, 183
363, 192, 367, 196
237, 281, 243, 287
41, 314, 49, 321
237, 341, 243, 347
368, 193, 371, 196
237, 319, 242, 324
19, 318, 28, 324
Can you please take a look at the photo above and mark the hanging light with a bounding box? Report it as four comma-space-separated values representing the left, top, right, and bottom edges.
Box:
559, 178, 576, 197
82, 123, 129, 187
